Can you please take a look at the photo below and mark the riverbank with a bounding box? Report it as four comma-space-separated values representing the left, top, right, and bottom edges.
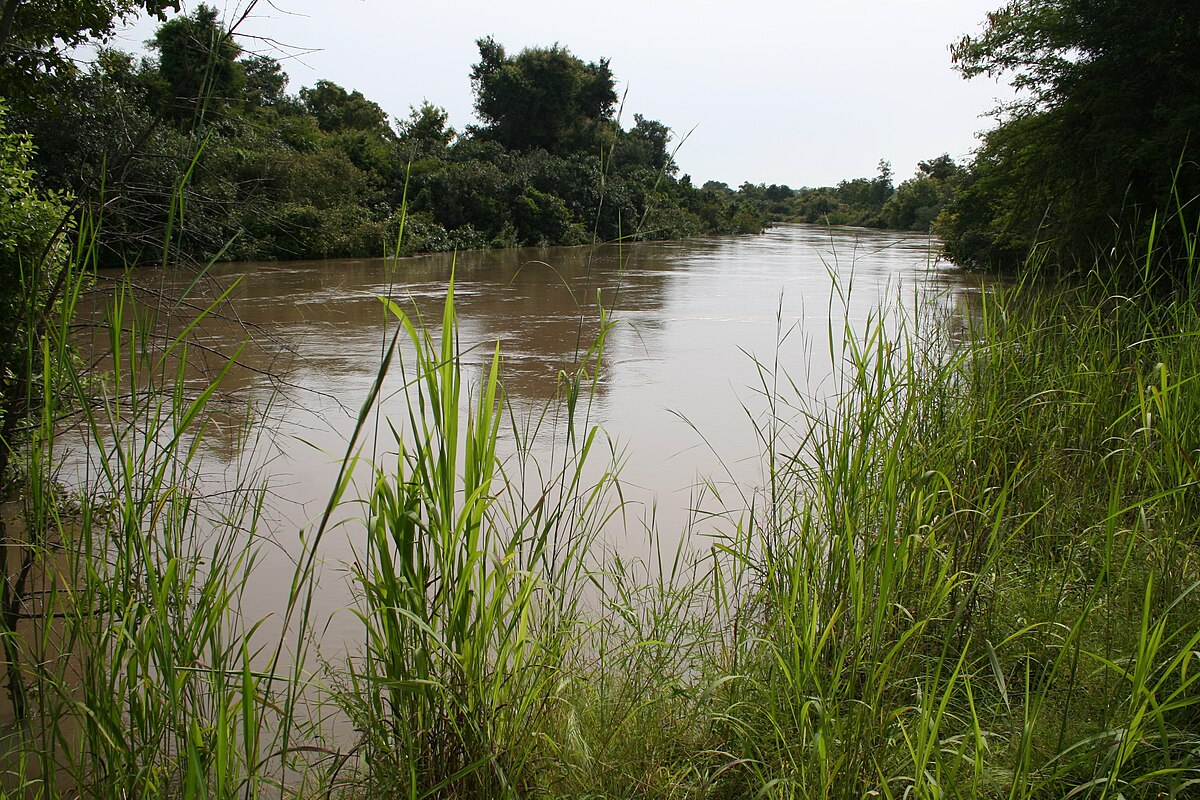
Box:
3, 247, 1199, 797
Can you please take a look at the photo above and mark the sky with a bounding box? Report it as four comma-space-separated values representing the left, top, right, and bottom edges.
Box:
103, 0, 1014, 189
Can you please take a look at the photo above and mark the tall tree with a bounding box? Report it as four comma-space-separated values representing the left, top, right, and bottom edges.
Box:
241, 53, 287, 110
299, 79, 392, 135
397, 100, 454, 159
470, 37, 617, 154
617, 114, 676, 174
149, 3, 241, 125
939, 0, 1200, 274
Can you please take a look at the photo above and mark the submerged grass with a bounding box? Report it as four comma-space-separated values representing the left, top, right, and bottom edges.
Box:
2, 214, 1199, 799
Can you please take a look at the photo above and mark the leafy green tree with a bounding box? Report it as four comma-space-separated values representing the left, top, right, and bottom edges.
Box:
470, 36, 617, 154
830, 160, 895, 226
836, 162, 892, 210
241, 53, 287, 109
615, 114, 675, 174
420, 158, 512, 237
0, 0, 177, 106
8, 16, 749, 265
883, 155, 963, 231
513, 185, 575, 245
793, 188, 841, 224
917, 154, 961, 183
300, 79, 392, 135
397, 101, 455, 160
0, 100, 69, 438
149, 3, 242, 125
941, 0, 1200, 274
883, 175, 942, 231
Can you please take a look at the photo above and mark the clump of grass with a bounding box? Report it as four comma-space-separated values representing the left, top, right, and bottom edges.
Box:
345, 277, 620, 797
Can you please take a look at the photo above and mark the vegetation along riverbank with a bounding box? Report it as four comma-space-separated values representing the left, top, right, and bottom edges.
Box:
0, 0, 1198, 797
1, 3, 986, 268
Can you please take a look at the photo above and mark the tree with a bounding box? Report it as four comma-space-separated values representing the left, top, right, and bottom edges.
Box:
242, 53, 287, 109
397, 101, 455, 160
0, 0, 177, 105
300, 79, 392, 135
918, 154, 961, 183
883, 156, 964, 231
0, 99, 69, 440
940, 0, 1200, 274
149, 3, 242, 125
470, 37, 617, 154
615, 114, 676, 174
884, 175, 943, 231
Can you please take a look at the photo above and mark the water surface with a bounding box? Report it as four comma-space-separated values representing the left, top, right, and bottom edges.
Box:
74, 223, 980, 652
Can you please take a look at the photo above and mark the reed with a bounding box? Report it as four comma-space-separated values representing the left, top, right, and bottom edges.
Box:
344, 276, 620, 797
704, 266, 1200, 799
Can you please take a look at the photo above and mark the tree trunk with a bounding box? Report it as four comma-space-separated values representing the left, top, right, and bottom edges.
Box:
0, 0, 23, 57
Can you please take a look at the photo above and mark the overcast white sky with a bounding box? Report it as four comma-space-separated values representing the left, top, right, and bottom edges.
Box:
105, 0, 1012, 188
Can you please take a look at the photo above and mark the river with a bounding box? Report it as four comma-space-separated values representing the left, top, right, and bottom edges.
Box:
70, 223, 980, 657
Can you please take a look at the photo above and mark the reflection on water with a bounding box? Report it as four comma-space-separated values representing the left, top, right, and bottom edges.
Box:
69, 223, 983, 653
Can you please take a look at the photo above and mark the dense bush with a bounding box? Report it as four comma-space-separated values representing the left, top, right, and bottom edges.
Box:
937, 0, 1200, 278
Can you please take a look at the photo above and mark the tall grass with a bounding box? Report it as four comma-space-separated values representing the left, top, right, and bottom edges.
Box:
3, 194, 1199, 800
694, 269, 1200, 799
0, 220, 294, 797
343, 277, 620, 797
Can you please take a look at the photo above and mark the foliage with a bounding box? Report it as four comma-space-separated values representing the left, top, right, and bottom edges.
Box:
396, 100, 455, 160
300, 79, 393, 136
350, 284, 609, 796
883, 155, 965, 231
0, 0, 177, 105
0, 2, 776, 269
940, 0, 1200, 276
240, 52, 286, 109
7, 12, 763, 263
614, 113, 676, 174
470, 36, 618, 155
732, 156, 962, 233
0, 99, 69, 435
149, 3, 242, 126
709, 269, 1200, 799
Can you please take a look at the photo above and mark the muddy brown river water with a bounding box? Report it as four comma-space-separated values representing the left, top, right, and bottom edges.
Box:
67, 223, 982, 659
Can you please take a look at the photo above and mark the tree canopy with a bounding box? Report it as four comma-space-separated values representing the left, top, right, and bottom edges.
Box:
938, 0, 1200, 275
300, 80, 392, 136
0, 0, 177, 105
470, 37, 618, 154
149, 3, 241, 124
2, 6, 773, 265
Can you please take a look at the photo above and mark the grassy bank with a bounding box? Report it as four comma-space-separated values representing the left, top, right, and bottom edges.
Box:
2, 236, 1199, 798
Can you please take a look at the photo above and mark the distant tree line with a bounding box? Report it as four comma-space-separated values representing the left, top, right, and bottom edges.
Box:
728, 153, 967, 234
6, 0, 1189, 279
739, 0, 1199, 283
